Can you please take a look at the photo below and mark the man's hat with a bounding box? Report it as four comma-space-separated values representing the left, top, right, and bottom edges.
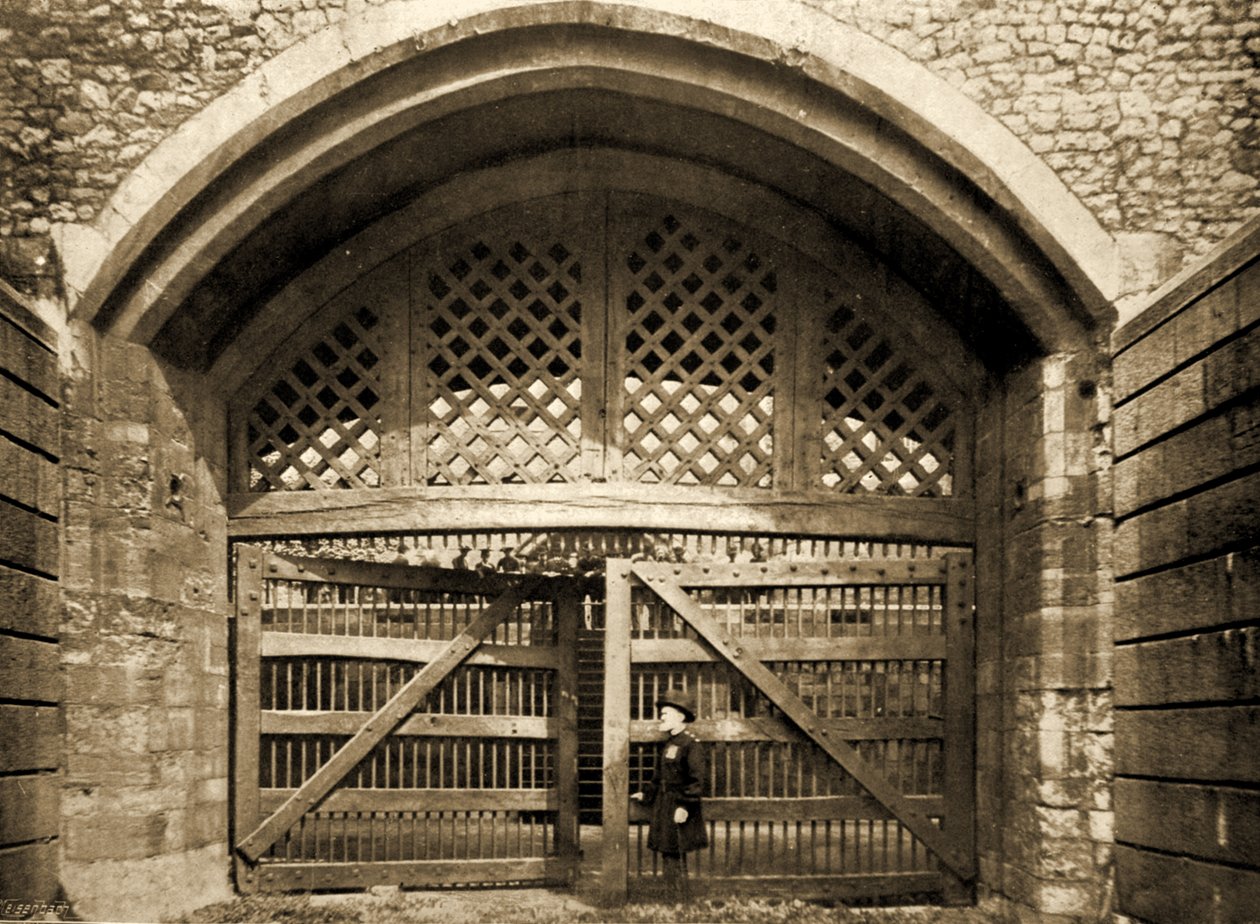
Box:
655, 689, 697, 722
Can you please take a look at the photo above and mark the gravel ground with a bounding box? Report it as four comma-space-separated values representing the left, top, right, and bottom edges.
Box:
178, 889, 1002, 924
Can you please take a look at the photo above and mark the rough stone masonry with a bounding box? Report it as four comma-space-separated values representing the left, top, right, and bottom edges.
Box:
0, 2, 1257, 922
1, 0, 1257, 300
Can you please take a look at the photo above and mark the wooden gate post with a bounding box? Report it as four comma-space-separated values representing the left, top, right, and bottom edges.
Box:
600, 560, 632, 904
942, 552, 976, 904
555, 582, 582, 884
232, 545, 264, 893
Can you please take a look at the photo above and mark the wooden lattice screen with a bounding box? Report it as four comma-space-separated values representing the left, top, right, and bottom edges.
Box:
617, 212, 777, 487
421, 232, 586, 486
818, 292, 957, 498
245, 306, 383, 490
233, 193, 970, 497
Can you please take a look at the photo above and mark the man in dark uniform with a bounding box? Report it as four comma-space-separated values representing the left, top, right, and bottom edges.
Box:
631, 689, 707, 900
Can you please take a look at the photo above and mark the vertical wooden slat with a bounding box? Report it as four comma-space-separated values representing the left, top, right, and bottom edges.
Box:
602, 192, 635, 481
408, 239, 432, 485
581, 191, 610, 481
942, 551, 976, 903
374, 254, 411, 487
555, 582, 581, 882
228, 405, 252, 493
951, 406, 976, 501
601, 559, 633, 904
233, 545, 264, 891
789, 261, 821, 493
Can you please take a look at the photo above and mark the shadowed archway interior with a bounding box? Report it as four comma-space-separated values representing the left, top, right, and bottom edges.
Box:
88, 22, 1099, 375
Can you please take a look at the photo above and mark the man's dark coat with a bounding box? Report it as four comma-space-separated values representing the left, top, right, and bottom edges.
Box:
642, 728, 708, 855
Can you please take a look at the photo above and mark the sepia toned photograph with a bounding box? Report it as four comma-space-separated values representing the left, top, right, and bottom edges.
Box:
0, 1, 1256, 922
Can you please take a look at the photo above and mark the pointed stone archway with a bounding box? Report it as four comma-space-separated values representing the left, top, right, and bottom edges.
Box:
52, 3, 1119, 919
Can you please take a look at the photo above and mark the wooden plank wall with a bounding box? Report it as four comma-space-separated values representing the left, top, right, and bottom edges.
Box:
1111, 224, 1260, 923
0, 283, 61, 898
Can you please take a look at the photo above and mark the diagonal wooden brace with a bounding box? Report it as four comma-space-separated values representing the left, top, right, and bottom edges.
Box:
633, 563, 974, 881
235, 582, 529, 863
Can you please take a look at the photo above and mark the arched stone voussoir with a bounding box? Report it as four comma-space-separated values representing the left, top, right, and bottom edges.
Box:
64, 0, 1119, 351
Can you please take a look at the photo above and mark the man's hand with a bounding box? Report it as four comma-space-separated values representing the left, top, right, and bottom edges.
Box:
630, 792, 644, 801
673, 807, 688, 824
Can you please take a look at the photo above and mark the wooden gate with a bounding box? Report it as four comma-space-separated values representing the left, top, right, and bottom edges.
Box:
601, 555, 975, 902
231, 546, 582, 891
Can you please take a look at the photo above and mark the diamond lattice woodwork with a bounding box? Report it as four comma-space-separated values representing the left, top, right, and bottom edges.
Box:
420, 237, 584, 485
234, 191, 973, 499
817, 293, 957, 497
246, 306, 382, 490
619, 213, 778, 487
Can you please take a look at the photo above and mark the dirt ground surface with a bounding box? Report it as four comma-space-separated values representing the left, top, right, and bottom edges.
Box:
180, 888, 1002, 924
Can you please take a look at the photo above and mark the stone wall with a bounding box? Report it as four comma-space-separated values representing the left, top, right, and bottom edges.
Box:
58, 322, 233, 921
973, 345, 1116, 923
1109, 219, 1260, 923
0, 0, 1258, 299
0, 283, 62, 903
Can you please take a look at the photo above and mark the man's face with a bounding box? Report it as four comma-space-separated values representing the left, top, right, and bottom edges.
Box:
658, 705, 687, 734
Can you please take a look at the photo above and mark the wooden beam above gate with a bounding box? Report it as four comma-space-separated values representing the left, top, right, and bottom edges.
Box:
227, 484, 974, 545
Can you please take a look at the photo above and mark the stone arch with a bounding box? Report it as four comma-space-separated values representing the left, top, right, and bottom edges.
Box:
56, 0, 1119, 360
45, 6, 1129, 917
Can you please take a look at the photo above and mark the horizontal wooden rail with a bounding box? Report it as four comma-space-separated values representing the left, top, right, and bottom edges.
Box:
261, 632, 560, 669
258, 787, 557, 814
262, 711, 555, 739
228, 484, 975, 545
244, 858, 558, 891
259, 552, 583, 596
633, 560, 948, 586
663, 872, 944, 900
631, 636, 946, 663
629, 715, 943, 743
629, 794, 946, 822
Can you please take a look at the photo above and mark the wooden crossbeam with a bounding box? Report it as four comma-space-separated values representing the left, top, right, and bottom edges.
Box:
630, 635, 946, 664
235, 581, 529, 863
258, 787, 558, 814
631, 562, 974, 881
260, 711, 556, 739
261, 633, 560, 669
641, 558, 947, 586
261, 549, 581, 597
629, 715, 943, 743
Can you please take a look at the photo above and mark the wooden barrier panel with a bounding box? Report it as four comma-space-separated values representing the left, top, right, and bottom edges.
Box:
0, 278, 62, 905
1115, 779, 1260, 869
1116, 845, 1260, 924
1112, 246, 1260, 924
603, 555, 974, 903
233, 549, 581, 891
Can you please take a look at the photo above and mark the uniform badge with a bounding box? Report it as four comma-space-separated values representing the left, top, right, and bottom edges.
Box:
664, 744, 679, 759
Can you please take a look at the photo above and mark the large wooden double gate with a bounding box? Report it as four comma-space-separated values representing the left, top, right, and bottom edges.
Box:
231, 547, 583, 891
602, 555, 974, 902
231, 546, 974, 901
